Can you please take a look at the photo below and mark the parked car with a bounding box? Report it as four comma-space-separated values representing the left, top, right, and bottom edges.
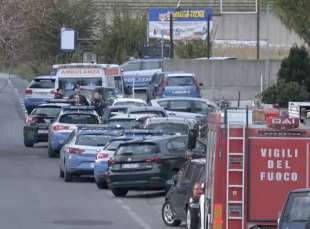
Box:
144, 117, 197, 136
112, 98, 147, 107
278, 188, 310, 229
127, 106, 167, 117
107, 114, 155, 130
59, 126, 122, 182
23, 103, 70, 147
150, 97, 217, 120
147, 72, 201, 101
121, 59, 162, 90
94, 130, 164, 189
162, 159, 205, 229
102, 105, 130, 123
24, 76, 56, 114
107, 135, 188, 197
48, 106, 101, 157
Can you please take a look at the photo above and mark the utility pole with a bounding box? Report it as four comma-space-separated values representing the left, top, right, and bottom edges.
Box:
169, 13, 174, 59
207, 15, 211, 59
256, 0, 260, 60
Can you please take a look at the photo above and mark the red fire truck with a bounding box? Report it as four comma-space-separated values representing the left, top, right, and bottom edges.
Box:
202, 108, 310, 229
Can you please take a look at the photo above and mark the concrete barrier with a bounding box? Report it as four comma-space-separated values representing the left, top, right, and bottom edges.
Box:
163, 59, 282, 100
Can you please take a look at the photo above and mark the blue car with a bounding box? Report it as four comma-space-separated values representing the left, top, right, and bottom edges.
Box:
48, 106, 101, 158
94, 129, 164, 189
60, 127, 123, 182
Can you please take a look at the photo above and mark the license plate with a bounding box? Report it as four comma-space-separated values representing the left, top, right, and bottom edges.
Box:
38, 129, 48, 134
122, 163, 139, 169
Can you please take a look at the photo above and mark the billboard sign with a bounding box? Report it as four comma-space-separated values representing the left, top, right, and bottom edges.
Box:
148, 8, 212, 41
60, 27, 75, 51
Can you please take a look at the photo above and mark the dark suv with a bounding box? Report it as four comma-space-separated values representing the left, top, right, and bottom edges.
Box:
162, 159, 205, 229
107, 135, 188, 197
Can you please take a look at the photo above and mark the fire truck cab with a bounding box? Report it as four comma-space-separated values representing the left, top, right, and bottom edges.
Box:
202, 108, 310, 229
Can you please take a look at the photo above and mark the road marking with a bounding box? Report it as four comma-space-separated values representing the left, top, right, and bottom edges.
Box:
115, 198, 153, 229
7, 75, 28, 118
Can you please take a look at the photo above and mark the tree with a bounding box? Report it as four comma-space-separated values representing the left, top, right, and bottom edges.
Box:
96, 5, 147, 64
274, 0, 310, 45
278, 45, 310, 91
175, 40, 209, 59
262, 79, 309, 108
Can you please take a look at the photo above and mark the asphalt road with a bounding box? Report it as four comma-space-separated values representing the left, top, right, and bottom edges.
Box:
0, 74, 180, 229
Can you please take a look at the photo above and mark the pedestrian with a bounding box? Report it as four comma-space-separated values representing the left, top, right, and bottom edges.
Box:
69, 84, 88, 106
91, 91, 104, 117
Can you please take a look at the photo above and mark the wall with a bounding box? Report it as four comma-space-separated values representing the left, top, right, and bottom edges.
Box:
163, 59, 282, 100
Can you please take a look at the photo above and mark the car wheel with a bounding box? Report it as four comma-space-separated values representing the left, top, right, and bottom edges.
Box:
64, 170, 72, 182
24, 140, 34, 147
48, 146, 58, 158
96, 181, 107, 190
186, 207, 199, 229
111, 188, 128, 197
162, 201, 181, 226
59, 169, 64, 178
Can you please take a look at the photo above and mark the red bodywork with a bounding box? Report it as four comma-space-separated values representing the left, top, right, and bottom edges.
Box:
206, 111, 310, 229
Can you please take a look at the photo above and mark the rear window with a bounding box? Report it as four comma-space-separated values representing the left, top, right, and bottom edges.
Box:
129, 110, 165, 117
29, 79, 55, 89
166, 100, 192, 112
104, 140, 128, 151
59, 114, 98, 124
108, 119, 140, 129
147, 123, 189, 135
282, 192, 310, 222
59, 78, 102, 90
77, 134, 111, 146
114, 102, 145, 107
193, 101, 209, 114
122, 62, 141, 71
166, 76, 195, 87
142, 61, 161, 70
31, 107, 61, 117
116, 143, 159, 155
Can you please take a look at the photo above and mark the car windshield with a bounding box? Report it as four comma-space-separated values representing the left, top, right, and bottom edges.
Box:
283, 192, 310, 222
104, 140, 128, 151
114, 102, 145, 107
77, 134, 111, 146
59, 114, 98, 124
129, 110, 164, 117
122, 62, 140, 71
108, 119, 139, 129
59, 78, 102, 90
29, 79, 55, 89
31, 107, 61, 117
116, 143, 159, 155
147, 123, 189, 135
166, 76, 195, 87
142, 61, 161, 70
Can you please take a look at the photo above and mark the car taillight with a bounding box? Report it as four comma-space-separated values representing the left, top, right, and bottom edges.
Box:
68, 147, 85, 154
96, 152, 109, 160
25, 89, 32, 95
193, 182, 204, 199
26, 116, 38, 125
108, 159, 116, 166
145, 156, 161, 163
52, 125, 70, 132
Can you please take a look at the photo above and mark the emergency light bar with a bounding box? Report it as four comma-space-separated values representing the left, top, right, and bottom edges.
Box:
47, 99, 75, 104
63, 106, 95, 111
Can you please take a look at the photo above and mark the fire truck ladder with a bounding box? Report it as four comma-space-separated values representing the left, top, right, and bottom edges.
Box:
226, 121, 246, 229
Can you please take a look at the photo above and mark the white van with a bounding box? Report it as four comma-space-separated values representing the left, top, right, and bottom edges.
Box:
53, 63, 125, 95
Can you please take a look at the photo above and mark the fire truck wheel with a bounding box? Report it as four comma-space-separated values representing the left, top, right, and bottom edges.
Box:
162, 202, 181, 226
186, 207, 199, 229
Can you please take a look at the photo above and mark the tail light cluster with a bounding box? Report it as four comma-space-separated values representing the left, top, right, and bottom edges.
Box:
96, 152, 109, 160
68, 147, 85, 154
26, 116, 38, 125
52, 125, 70, 132
145, 156, 161, 163
25, 89, 32, 95
192, 182, 204, 200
